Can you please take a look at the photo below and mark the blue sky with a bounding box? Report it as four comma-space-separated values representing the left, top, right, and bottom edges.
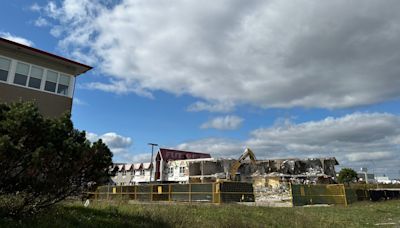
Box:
1, 0, 400, 178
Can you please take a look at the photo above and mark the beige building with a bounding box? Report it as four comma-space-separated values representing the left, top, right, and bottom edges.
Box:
0, 37, 91, 117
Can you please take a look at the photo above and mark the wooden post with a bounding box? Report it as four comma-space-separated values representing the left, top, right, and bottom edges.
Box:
289, 182, 294, 207
150, 184, 153, 202
342, 184, 348, 207
201, 161, 204, 183
189, 184, 192, 203
134, 185, 137, 200
169, 184, 172, 202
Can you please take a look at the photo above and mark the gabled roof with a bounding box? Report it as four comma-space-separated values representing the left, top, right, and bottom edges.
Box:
0, 37, 92, 76
133, 163, 142, 170
157, 148, 211, 161
125, 164, 133, 171
142, 162, 153, 169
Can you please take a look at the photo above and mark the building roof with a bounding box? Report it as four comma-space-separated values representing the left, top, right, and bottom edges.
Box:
133, 163, 142, 170
142, 162, 153, 169
0, 37, 92, 75
125, 164, 133, 171
157, 148, 211, 161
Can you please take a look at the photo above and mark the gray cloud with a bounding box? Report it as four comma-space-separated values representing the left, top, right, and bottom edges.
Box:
178, 112, 400, 178
34, 0, 400, 109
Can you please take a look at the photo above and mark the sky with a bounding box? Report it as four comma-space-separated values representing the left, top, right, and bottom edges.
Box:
1, 0, 400, 178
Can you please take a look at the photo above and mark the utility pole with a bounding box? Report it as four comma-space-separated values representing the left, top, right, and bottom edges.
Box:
148, 143, 158, 183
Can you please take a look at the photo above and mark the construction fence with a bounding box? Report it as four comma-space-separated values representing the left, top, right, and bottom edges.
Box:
291, 183, 400, 206
347, 184, 400, 201
87, 182, 254, 204
291, 184, 358, 206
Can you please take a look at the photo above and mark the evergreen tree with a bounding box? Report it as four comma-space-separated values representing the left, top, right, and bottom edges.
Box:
0, 102, 113, 217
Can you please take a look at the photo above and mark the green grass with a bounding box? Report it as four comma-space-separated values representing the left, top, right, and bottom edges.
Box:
1, 200, 400, 228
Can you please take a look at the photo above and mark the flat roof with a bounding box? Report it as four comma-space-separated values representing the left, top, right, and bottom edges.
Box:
0, 37, 92, 76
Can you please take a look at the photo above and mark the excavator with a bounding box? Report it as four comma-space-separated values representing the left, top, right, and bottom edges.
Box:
229, 148, 257, 181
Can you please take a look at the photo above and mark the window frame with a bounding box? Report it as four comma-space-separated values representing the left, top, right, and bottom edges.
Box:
179, 167, 185, 176
13, 62, 30, 87
0, 54, 75, 98
0, 56, 11, 82
168, 167, 174, 176
27, 65, 44, 89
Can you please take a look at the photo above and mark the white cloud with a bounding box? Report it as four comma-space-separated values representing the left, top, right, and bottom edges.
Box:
121, 153, 152, 163
84, 80, 154, 98
201, 115, 243, 130
73, 98, 87, 106
86, 131, 154, 163
0, 32, 34, 47
85, 132, 99, 142
86, 132, 132, 155
187, 101, 235, 113
35, 0, 400, 109
178, 112, 400, 177
100, 132, 132, 149
34, 17, 50, 27
30, 3, 41, 12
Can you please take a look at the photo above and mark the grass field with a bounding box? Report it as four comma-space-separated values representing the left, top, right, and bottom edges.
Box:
1, 200, 399, 228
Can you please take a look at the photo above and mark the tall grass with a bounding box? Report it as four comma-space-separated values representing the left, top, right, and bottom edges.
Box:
1, 200, 399, 227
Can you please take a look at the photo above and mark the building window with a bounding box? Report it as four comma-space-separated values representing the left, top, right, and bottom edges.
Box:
179, 167, 185, 175
130, 170, 134, 175
168, 167, 174, 176
0, 55, 74, 97
28, 66, 43, 89
122, 170, 126, 176
0, 57, 10, 82
140, 170, 145, 176
14, 62, 29, 86
44, 70, 58, 93
57, 74, 70, 95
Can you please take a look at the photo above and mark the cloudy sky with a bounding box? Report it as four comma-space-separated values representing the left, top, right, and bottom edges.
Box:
2, 0, 400, 178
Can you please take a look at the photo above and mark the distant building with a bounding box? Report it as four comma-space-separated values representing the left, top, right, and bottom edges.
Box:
375, 176, 391, 184
0, 37, 91, 117
110, 162, 154, 185
109, 148, 212, 185
154, 148, 211, 181
357, 173, 375, 183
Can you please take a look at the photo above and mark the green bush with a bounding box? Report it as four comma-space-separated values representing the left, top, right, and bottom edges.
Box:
0, 102, 113, 217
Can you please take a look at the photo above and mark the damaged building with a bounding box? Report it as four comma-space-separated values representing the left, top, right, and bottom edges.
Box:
162, 156, 338, 184
110, 148, 339, 187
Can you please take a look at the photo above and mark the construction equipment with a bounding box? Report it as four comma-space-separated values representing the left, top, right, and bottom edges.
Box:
229, 148, 257, 181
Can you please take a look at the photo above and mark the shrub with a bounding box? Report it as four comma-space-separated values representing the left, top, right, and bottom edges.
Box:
0, 102, 113, 217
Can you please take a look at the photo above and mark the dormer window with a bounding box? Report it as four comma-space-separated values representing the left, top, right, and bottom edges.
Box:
14, 62, 29, 86
0, 57, 10, 82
